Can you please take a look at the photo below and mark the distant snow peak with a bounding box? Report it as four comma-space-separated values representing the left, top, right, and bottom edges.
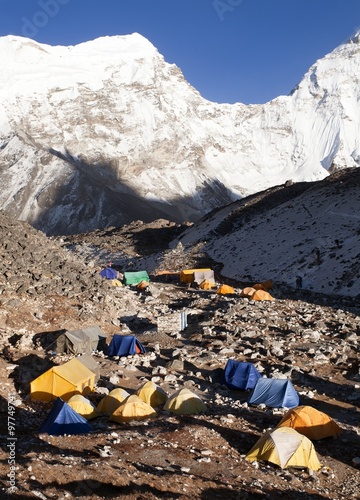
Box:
347, 29, 360, 44
0, 32, 359, 235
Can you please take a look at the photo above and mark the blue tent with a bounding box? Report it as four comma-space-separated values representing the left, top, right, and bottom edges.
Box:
222, 360, 261, 390
39, 398, 92, 435
108, 335, 146, 357
100, 267, 118, 279
248, 378, 299, 409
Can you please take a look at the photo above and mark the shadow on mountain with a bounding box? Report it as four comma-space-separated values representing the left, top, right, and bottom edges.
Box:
124, 224, 187, 256
32, 149, 237, 237
13, 151, 360, 318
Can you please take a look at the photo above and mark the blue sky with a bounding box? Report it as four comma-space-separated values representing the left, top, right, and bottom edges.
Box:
1, 0, 359, 104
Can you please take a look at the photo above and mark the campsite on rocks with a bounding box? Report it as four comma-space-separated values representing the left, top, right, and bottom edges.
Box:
0, 166, 359, 499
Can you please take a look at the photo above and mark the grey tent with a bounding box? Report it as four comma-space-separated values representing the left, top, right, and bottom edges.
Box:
54, 326, 107, 354
193, 269, 215, 285
80, 326, 107, 352
77, 353, 101, 383
54, 330, 92, 355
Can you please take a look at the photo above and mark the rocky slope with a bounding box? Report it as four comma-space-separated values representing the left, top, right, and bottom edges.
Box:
0, 33, 360, 235
62, 168, 360, 298
0, 210, 359, 499
170, 168, 360, 298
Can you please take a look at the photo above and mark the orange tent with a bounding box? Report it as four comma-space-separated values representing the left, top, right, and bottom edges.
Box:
250, 289, 274, 301
253, 280, 273, 291
240, 287, 256, 298
136, 280, 149, 290
199, 279, 215, 290
216, 284, 235, 295
276, 405, 342, 440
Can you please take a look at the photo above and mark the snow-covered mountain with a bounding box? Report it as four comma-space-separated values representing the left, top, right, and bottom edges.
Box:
0, 32, 359, 235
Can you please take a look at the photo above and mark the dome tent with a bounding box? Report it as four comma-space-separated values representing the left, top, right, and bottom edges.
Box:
222, 360, 261, 391
246, 427, 321, 470
276, 405, 342, 440
164, 388, 206, 415
97, 388, 131, 415
39, 397, 92, 435
110, 395, 157, 423
216, 284, 235, 295
248, 378, 299, 409
100, 267, 118, 280
136, 381, 168, 408
67, 394, 100, 420
250, 289, 275, 301
107, 334, 146, 357
199, 279, 215, 290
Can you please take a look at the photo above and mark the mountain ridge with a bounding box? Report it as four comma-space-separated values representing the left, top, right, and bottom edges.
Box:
0, 33, 359, 234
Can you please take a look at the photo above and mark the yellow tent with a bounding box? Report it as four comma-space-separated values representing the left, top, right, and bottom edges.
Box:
246, 427, 321, 470
156, 270, 180, 282
250, 289, 275, 301
164, 388, 207, 415
216, 284, 235, 295
199, 279, 215, 290
30, 358, 96, 402
110, 395, 157, 423
111, 279, 123, 287
276, 405, 342, 440
67, 394, 100, 420
136, 381, 168, 408
97, 388, 131, 415
180, 268, 212, 284
240, 287, 257, 298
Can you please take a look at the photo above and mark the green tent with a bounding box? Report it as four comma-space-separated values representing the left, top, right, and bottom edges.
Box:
123, 271, 150, 285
